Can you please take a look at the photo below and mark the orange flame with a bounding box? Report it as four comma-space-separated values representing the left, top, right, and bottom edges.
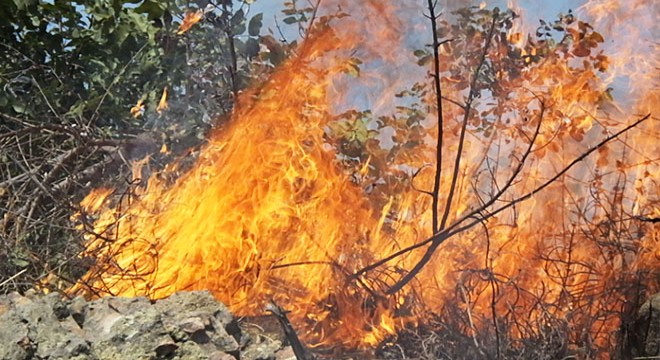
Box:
72, 0, 658, 355
177, 10, 204, 35
129, 99, 144, 118
156, 86, 169, 114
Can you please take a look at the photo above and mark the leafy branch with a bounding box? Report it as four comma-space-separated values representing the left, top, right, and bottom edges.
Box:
352, 112, 652, 296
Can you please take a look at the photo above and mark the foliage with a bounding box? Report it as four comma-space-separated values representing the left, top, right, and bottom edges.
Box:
0, 0, 283, 134
0, 2, 655, 357
326, 5, 655, 358
0, 0, 284, 293
325, 6, 610, 212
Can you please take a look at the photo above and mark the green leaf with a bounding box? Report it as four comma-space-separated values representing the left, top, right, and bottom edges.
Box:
12, 257, 30, 268
12, 103, 26, 114
14, 0, 38, 10
232, 23, 246, 36
413, 49, 427, 57
230, 9, 246, 35
282, 16, 298, 25
67, 101, 87, 117
417, 54, 432, 66
248, 13, 263, 36
245, 37, 260, 58
232, 8, 245, 28
134, 0, 165, 19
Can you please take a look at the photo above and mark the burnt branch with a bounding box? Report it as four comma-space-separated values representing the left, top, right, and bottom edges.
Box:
382, 12, 502, 295
447, 113, 652, 238
439, 11, 499, 231
266, 301, 314, 360
634, 216, 660, 223
427, 0, 446, 234
351, 112, 651, 294
223, 2, 239, 96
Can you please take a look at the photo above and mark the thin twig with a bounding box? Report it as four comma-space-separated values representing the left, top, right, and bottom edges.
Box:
353, 113, 651, 292
447, 113, 652, 238
89, 43, 149, 126
302, 0, 323, 43
0, 268, 28, 288
224, 2, 239, 96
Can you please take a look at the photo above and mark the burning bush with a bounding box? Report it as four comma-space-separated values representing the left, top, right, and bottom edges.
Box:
5, 0, 658, 358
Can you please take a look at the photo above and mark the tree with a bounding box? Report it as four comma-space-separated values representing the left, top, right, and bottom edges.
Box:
342, 4, 656, 358
0, 0, 280, 293
4, 1, 656, 357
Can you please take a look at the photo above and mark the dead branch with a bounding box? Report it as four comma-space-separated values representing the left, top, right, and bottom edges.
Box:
351, 113, 651, 294
427, 0, 446, 234
447, 113, 652, 238
266, 301, 314, 360
439, 11, 499, 231
377, 10, 502, 295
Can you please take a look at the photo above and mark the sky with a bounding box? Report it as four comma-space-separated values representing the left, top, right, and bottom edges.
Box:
250, 0, 583, 38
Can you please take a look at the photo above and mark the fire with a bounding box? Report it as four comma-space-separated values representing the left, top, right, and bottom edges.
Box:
74, 1, 415, 348
177, 10, 204, 35
71, 0, 658, 356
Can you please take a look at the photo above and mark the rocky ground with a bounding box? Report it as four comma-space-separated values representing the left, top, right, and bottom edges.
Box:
0, 290, 295, 360
1, 289, 659, 360
631, 292, 660, 357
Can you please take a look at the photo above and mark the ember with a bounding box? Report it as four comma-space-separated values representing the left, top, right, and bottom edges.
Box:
71, 0, 658, 357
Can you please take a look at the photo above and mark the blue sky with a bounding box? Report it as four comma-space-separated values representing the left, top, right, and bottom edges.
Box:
250, 0, 582, 37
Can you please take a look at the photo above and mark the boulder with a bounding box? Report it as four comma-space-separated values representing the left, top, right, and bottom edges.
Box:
630, 292, 660, 357
0, 290, 291, 360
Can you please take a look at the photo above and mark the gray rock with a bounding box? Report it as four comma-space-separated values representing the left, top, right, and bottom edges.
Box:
0, 290, 285, 360
241, 335, 283, 360
0, 291, 89, 360
155, 291, 240, 354
0, 309, 32, 360
274, 347, 297, 360
69, 296, 87, 327
631, 292, 660, 357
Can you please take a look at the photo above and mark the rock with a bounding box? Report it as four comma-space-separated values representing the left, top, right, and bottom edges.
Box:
0, 292, 90, 360
631, 292, 660, 357
208, 352, 237, 360
241, 338, 282, 360
0, 303, 32, 360
179, 317, 206, 334
69, 296, 88, 327
155, 340, 179, 357
155, 291, 241, 354
0, 290, 286, 360
274, 346, 297, 360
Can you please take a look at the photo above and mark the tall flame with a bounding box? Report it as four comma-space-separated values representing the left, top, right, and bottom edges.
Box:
72, 0, 658, 355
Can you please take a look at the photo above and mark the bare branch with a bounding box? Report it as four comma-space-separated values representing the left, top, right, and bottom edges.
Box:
448, 113, 652, 238
439, 12, 499, 231
382, 13, 501, 295
352, 113, 650, 294
427, 0, 446, 234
